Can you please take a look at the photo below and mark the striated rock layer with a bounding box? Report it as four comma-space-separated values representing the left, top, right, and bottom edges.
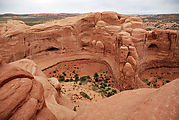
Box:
0, 11, 151, 90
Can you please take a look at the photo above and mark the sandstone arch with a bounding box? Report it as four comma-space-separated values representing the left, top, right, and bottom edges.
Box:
45, 47, 59, 51
148, 43, 158, 49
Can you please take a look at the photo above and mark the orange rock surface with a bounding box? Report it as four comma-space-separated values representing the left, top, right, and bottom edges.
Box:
0, 11, 179, 120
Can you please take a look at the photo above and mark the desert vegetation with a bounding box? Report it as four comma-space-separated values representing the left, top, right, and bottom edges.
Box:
45, 60, 119, 102
140, 68, 179, 88
0, 13, 79, 25
139, 14, 179, 31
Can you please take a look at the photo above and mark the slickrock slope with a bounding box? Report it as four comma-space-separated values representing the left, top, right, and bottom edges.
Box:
9, 59, 76, 120
0, 60, 57, 120
0, 57, 179, 120
75, 79, 179, 120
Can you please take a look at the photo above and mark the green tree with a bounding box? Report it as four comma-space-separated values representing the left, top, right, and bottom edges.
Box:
94, 72, 99, 78
74, 74, 79, 82
112, 89, 117, 94
62, 72, 66, 76
58, 75, 65, 82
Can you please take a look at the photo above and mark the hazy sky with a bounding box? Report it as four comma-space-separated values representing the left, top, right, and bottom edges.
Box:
0, 0, 179, 14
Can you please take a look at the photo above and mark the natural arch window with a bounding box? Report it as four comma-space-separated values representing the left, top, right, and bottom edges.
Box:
45, 47, 59, 51
148, 44, 158, 50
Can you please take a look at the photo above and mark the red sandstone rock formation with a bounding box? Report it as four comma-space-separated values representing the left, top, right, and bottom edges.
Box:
0, 11, 150, 90
0, 12, 179, 119
137, 29, 179, 74
0, 61, 56, 120
75, 79, 179, 120
10, 59, 76, 120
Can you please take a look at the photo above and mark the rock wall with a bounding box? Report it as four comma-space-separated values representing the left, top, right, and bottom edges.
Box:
0, 12, 146, 90
135, 29, 179, 76
0, 11, 179, 90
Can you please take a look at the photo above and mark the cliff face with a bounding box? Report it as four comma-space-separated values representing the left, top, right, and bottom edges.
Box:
137, 29, 179, 73
0, 11, 178, 89
0, 12, 144, 90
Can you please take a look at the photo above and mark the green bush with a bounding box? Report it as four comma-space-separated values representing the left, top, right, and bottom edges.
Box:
58, 75, 65, 82
62, 72, 66, 76
73, 106, 77, 111
99, 79, 102, 82
167, 73, 171, 75
95, 78, 99, 82
64, 79, 69, 82
166, 80, 170, 83
74, 74, 79, 82
80, 76, 89, 82
94, 72, 99, 78
104, 80, 108, 83
106, 77, 110, 80
100, 85, 105, 89
80, 91, 91, 100
70, 77, 74, 82
106, 92, 114, 97
147, 82, 151, 86
112, 89, 117, 94
105, 88, 111, 91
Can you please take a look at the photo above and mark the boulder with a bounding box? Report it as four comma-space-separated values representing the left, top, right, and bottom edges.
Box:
123, 62, 135, 77
0, 63, 56, 120
96, 41, 104, 50
119, 46, 129, 62
91, 40, 96, 46
127, 56, 137, 69
48, 77, 61, 93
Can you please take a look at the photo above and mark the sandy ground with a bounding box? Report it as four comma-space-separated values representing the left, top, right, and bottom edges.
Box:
43, 59, 119, 111
140, 68, 179, 88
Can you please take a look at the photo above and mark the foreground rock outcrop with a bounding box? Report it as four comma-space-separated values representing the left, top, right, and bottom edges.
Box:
0, 57, 179, 120
75, 79, 179, 120
0, 60, 56, 120
0, 59, 179, 120
9, 59, 76, 120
